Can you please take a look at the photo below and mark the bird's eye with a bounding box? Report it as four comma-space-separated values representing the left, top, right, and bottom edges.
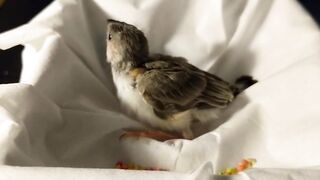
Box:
108, 34, 112, 40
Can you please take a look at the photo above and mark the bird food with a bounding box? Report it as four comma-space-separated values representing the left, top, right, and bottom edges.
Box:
218, 158, 257, 175
114, 158, 256, 173
115, 161, 167, 171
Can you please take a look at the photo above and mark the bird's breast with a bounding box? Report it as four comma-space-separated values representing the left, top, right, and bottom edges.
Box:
112, 71, 155, 119
112, 70, 184, 131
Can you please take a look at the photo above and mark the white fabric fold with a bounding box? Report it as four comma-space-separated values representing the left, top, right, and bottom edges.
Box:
1, 0, 320, 179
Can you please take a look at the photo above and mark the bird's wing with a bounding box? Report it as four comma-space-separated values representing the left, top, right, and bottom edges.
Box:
137, 56, 234, 119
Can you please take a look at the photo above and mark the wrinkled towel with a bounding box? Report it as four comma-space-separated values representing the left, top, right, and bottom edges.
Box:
0, 0, 320, 179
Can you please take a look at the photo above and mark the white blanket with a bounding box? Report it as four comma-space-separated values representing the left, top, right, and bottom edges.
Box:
1, 0, 320, 179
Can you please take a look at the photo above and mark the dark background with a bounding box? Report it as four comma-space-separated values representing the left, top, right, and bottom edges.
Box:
0, 0, 319, 84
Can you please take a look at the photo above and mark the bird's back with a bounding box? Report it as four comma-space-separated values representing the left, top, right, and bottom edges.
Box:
136, 54, 235, 119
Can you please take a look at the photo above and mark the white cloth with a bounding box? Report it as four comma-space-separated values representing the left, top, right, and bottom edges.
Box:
0, 0, 320, 179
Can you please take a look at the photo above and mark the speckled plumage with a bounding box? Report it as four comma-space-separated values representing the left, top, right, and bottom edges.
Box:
106, 20, 254, 139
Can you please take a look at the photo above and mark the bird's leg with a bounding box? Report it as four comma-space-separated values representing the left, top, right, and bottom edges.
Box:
182, 128, 194, 140
120, 128, 181, 142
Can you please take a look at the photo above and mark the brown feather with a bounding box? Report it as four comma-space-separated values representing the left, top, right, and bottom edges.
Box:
136, 55, 234, 119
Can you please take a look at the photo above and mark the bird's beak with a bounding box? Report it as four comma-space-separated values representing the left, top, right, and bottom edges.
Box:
107, 19, 115, 24
107, 19, 120, 25
106, 19, 120, 32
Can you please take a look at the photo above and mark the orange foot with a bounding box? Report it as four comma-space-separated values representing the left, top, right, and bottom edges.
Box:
120, 128, 181, 142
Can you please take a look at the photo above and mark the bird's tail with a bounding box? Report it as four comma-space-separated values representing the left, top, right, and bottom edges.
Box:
232, 75, 257, 96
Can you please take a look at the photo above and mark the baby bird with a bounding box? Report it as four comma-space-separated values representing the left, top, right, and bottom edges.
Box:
106, 19, 256, 140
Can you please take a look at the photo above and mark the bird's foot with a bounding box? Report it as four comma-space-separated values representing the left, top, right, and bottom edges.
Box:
182, 128, 194, 140
120, 128, 181, 142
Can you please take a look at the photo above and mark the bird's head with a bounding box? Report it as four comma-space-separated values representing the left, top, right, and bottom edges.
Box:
106, 19, 149, 69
